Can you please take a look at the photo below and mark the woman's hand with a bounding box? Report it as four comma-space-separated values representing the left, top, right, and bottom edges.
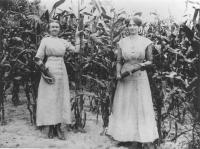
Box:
42, 74, 55, 84
116, 73, 121, 80
75, 30, 82, 38
42, 68, 55, 84
130, 64, 142, 72
75, 28, 81, 46
75, 27, 83, 39
35, 58, 55, 84
121, 64, 142, 79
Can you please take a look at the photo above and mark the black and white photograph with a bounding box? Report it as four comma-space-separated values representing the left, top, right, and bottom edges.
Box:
0, 0, 200, 148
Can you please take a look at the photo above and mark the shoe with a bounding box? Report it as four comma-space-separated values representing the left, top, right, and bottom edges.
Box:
48, 125, 54, 139
55, 123, 66, 140
53, 126, 58, 137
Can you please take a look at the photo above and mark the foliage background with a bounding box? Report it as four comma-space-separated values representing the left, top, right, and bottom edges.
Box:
1, 0, 200, 148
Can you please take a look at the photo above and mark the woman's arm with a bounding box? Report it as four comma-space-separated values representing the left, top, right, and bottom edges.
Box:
116, 43, 122, 79
66, 30, 81, 53
34, 38, 55, 84
34, 38, 48, 73
120, 42, 153, 79
34, 57, 48, 74
35, 57, 55, 84
67, 38, 80, 53
75, 38, 81, 52
139, 43, 154, 69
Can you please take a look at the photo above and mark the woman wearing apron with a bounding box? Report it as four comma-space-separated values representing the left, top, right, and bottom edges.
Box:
107, 17, 159, 149
35, 20, 80, 140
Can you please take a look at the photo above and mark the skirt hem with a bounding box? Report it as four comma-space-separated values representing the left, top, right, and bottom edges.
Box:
106, 133, 158, 143
36, 121, 72, 126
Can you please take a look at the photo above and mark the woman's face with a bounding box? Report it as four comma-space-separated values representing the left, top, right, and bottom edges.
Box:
49, 22, 60, 36
128, 20, 139, 35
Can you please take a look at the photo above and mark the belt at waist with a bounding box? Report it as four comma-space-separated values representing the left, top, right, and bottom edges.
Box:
47, 56, 64, 60
124, 60, 144, 65
121, 62, 143, 74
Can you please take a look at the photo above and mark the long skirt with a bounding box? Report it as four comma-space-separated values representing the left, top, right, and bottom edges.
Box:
36, 57, 71, 126
107, 69, 159, 142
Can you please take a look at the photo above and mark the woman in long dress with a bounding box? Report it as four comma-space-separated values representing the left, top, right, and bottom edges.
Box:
34, 20, 80, 140
107, 17, 159, 148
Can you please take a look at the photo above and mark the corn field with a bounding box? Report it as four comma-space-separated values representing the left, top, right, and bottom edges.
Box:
1, 0, 200, 148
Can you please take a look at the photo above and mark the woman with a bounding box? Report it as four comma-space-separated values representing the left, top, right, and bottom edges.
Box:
34, 20, 80, 140
107, 17, 159, 149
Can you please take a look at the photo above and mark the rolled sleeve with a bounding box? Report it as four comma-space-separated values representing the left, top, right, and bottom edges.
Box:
35, 38, 46, 60
63, 40, 75, 52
